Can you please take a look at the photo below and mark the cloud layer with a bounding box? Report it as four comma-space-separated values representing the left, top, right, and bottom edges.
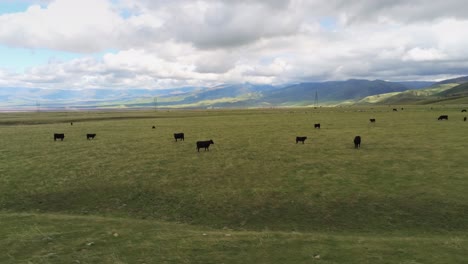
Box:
1, 0, 467, 89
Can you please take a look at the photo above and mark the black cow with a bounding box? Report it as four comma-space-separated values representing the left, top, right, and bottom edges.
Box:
152, 126, 156, 129
196, 140, 214, 152
438, 115, 448, 120
86, 133, 96, 140
296, 136, 307, 144
369, 118, 376, 123
314, 123, 320, 129
54, 133, 65, 141
174, 133, 185, 141
464, 117, 467, 122
70, 122, 73, 126
462, 109, 467, 112
393, 108, 398, 112
354, 136, 361, 149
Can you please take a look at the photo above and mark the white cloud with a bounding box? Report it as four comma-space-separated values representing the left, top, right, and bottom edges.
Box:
0, 0, 468, 89
0, 0, 125, 52
403, 48, 446, 61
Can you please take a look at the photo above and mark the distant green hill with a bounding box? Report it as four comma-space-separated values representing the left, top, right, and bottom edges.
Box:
436, 82, 468, 97
437, 75, 468, 84
1, 76, 467, 110
259, 79, 409, 105
358, 76, 468, 105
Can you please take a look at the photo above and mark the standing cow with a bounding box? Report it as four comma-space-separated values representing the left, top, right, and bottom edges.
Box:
174, 133, 185, 141
86, 133, 96, 140
314, 123, 320, 129
354, 136, 361, 149
296, 136, 307, 144
438, 115, 448, 120
464, 117, 467, 122
54, 133, 65, 141
196, 140, 214, 152
369, 118, 376, 123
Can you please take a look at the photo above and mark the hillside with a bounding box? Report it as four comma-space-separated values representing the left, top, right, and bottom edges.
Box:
436, 82, 468, 97
260, 79, 409, 105
437, 75, 468, 84
358, 83, 458, 105
147, 79, 425, 108
0, 76, 466, 110
357, 76, 468, 105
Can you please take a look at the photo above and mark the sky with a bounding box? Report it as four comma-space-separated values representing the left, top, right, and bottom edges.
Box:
0, 0, 467, 90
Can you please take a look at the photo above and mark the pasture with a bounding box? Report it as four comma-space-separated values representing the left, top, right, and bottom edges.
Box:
1, 106, 468, 263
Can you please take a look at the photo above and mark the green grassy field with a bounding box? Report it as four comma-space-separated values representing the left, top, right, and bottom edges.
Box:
1, 106, 468, 263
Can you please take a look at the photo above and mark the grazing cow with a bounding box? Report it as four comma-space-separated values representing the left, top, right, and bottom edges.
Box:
393, 108, 398, 112
152, 126, 156, 129
369, 118, 376, 123
464, 117, 467, 122
174, 133, 185, 142
296, 136, 307, 144
438, 115, 448, 120
86, 133, 96, 140
54, 133, 65, 141
462, 109, 467, 112
354, 136, 361, 149
70, 122, 73, 126
314, 123, 320, 129
196, 140, 214, 152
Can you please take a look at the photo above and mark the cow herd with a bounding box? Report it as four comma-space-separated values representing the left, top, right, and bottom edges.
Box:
171, 132, 216, 152
437, 114, 468, 121
54, 133, 96, 141
53, 110, 467, 151
297, 132, 360, 148
294, 111, 466, 150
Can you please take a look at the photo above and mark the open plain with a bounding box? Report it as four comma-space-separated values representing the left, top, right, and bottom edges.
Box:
1, 106, 468, 263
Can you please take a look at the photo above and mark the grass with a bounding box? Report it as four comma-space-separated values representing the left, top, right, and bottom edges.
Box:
2, 212, 467, 264
1, 106, 468, 263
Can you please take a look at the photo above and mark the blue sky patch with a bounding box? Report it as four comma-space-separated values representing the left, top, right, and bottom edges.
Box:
0, 2, 30, 15
319, 17, 338, 31
0, 45, 117, 72
0, 1, 47, 15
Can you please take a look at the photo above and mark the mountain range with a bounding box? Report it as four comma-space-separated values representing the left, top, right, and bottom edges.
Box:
1, 76, 468, 110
